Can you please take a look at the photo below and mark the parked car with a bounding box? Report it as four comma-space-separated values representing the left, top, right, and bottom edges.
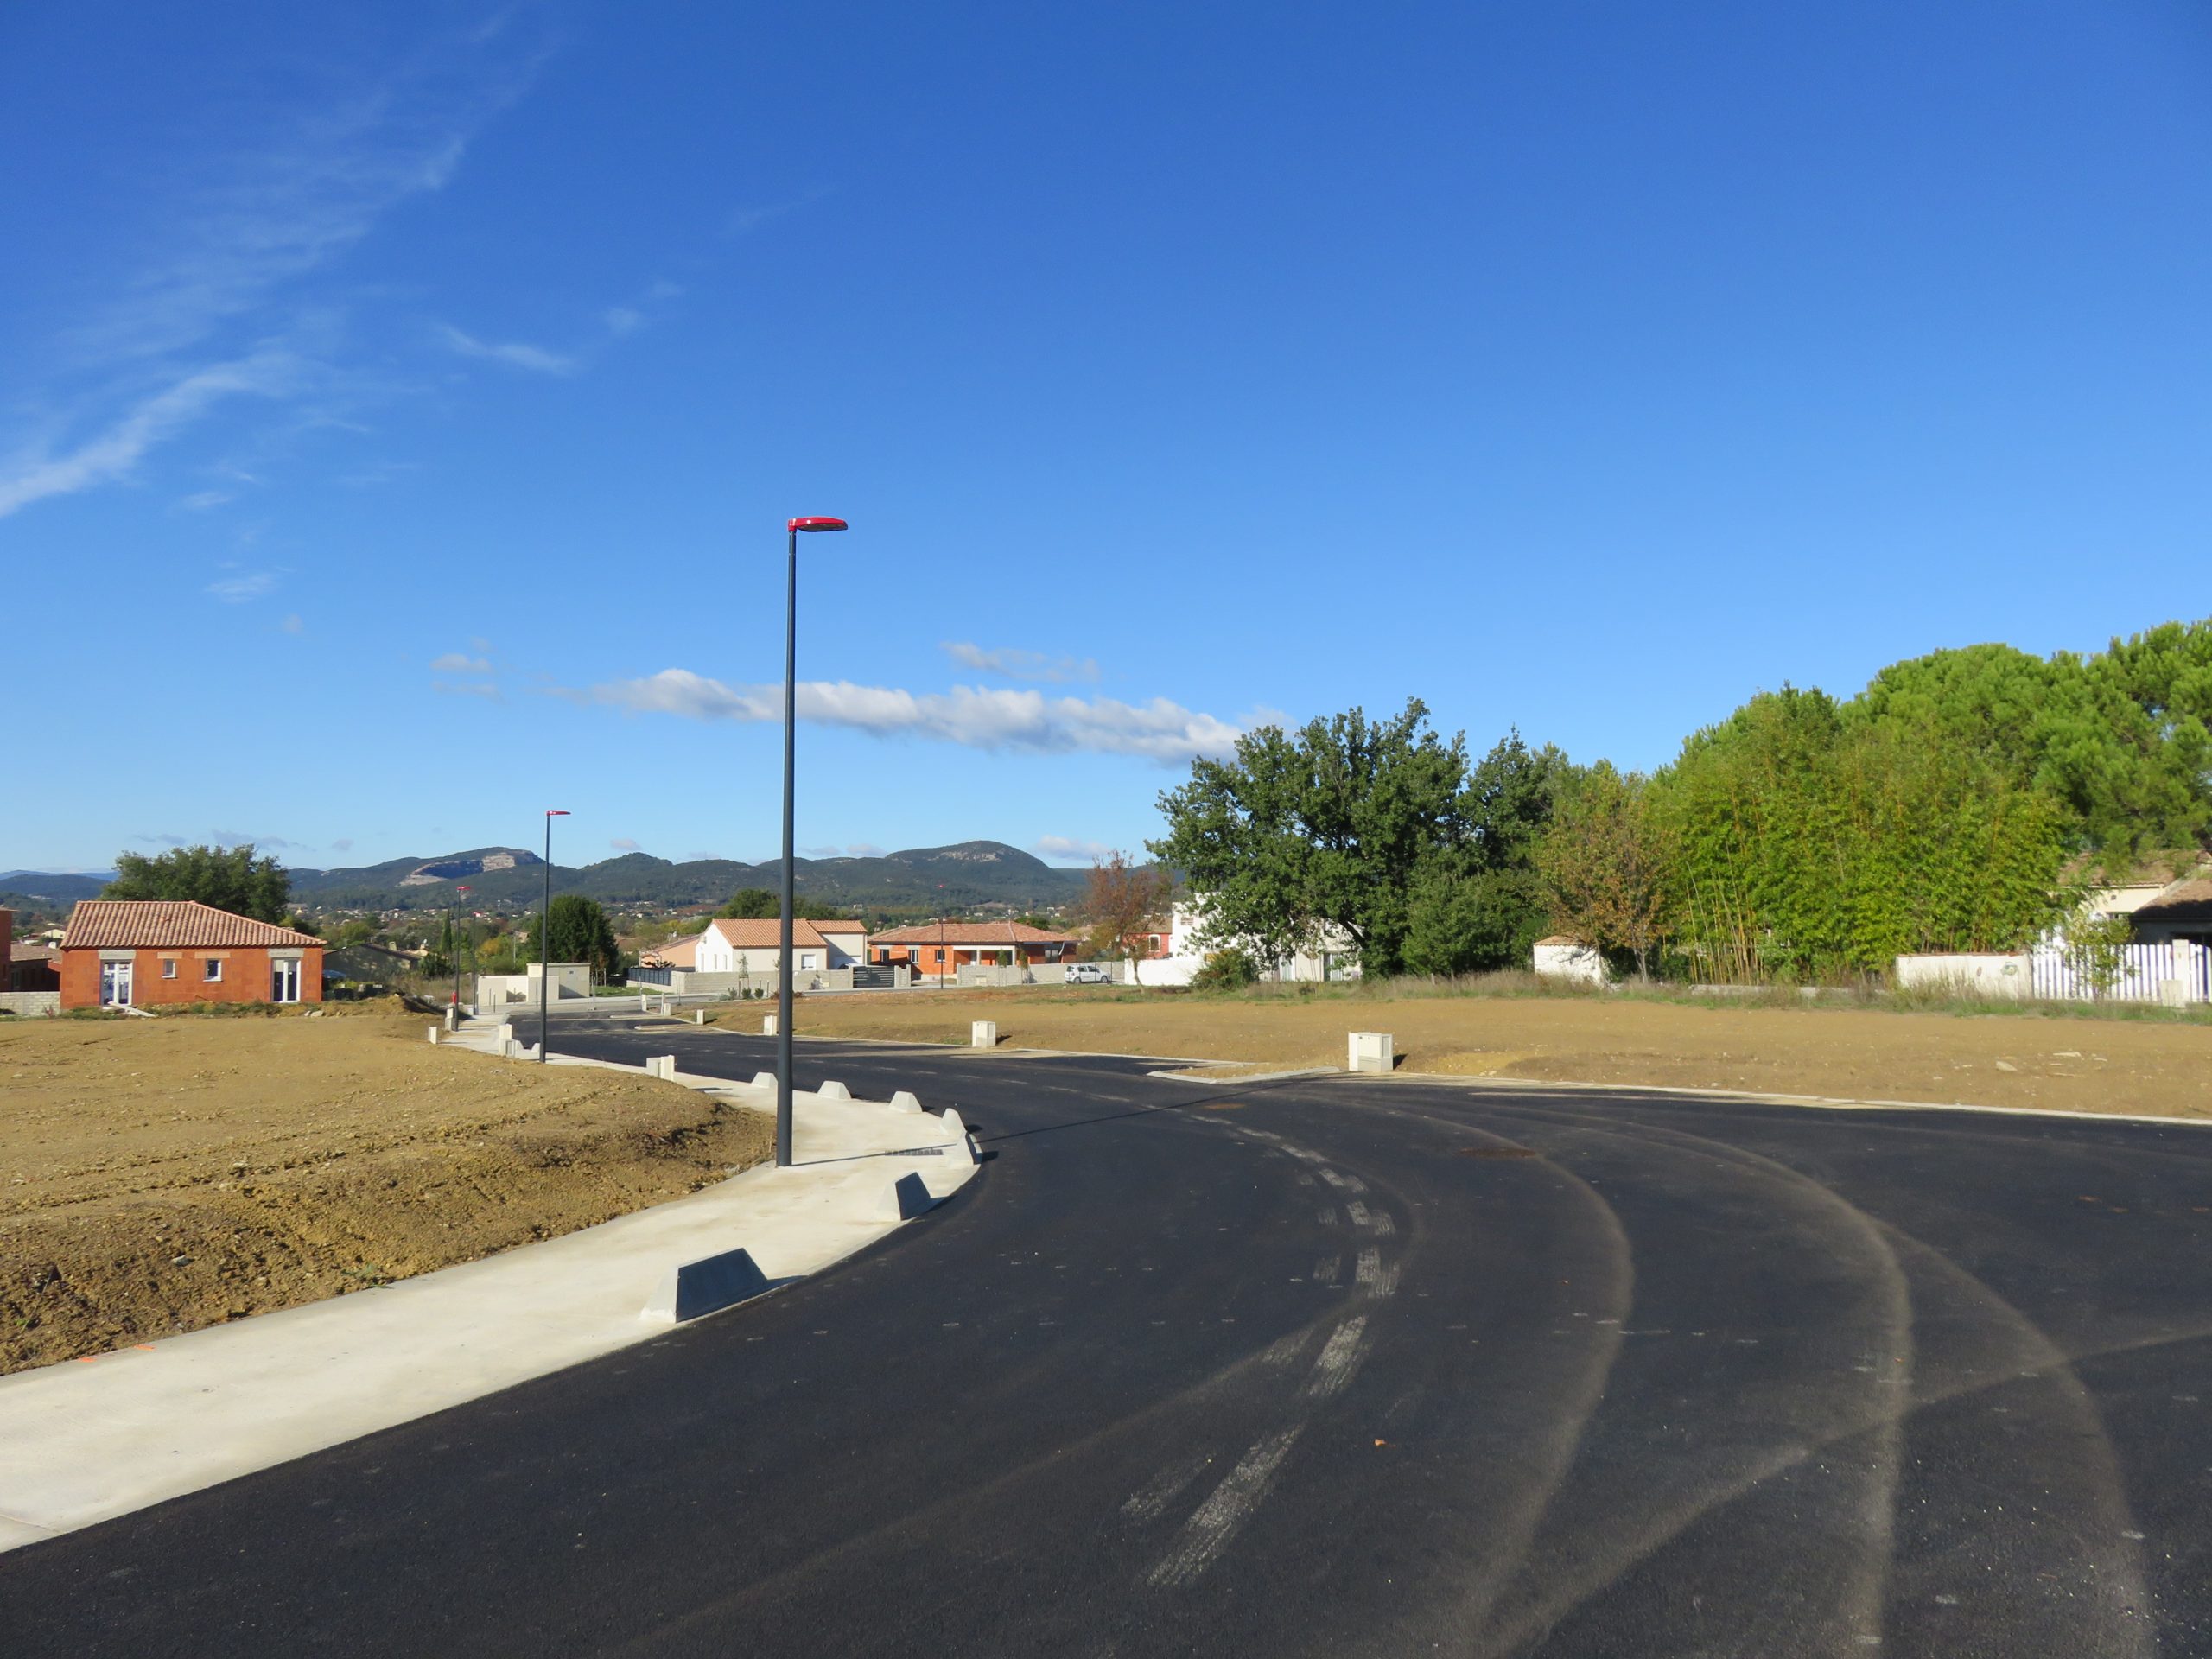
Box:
1065, 963, 1113, 985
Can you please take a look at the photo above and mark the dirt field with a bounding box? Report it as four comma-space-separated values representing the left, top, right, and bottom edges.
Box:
0, 1004, 772, 1374
769, 987, 2212, 1120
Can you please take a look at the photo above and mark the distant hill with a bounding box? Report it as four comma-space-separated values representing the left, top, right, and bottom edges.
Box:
0, 841, 1095, 918
299, 840, 1088, 915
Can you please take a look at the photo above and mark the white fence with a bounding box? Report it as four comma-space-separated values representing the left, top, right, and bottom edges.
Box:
2030, 941, 2210, 1005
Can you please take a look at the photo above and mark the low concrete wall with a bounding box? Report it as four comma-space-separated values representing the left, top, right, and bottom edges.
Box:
631, 969, 854, 998
1895, 953, 2033, 999
0, 991, 60, 1017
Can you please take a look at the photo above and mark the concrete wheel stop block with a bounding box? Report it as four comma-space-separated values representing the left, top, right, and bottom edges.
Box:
874, 1171, 937, 1220
752, 1071, 777, 1090
940, 1107, 966, 1137
889, 1090, 924, 1113
642, 1247, 772, 1325
818, 1079, 853, 1100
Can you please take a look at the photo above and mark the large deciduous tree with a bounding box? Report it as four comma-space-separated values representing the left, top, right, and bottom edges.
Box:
1535, 761, 1671, 981
104, 843, 290, 922
1154, 700, 1541, 976
1077, 852, 1172, 971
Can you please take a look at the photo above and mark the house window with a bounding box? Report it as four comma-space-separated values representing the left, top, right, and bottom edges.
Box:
935, 948, 945, 962
203, 959, 224, 983
161, 959, 179, 979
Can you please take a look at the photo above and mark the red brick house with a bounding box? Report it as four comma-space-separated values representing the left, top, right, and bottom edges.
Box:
59, 901, 325, 1010
868, 921, 1079, 978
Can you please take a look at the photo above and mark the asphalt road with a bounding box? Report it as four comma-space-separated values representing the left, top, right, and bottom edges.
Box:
6, 1014, 2210, 1656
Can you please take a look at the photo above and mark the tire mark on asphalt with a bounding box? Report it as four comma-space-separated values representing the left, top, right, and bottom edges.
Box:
1427, 1097, 1916, 1658
1121, 1452, 1217, 1523
1146, 1427, 1305, 1589
1302, 1316, 1371, 1401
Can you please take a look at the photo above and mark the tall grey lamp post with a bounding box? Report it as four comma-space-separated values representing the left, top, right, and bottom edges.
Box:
539, 810, 569, 1061
778, 515, 848, 1167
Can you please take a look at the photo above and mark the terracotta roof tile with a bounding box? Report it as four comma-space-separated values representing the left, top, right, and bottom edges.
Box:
60, 901, 324, 950
703, 918, 834, 950
868, 921, 1077, 946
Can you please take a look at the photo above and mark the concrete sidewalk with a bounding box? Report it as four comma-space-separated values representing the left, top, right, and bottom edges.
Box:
0, 1038, 978, 1554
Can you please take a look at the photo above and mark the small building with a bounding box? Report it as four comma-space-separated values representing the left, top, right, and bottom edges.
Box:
639, 931, 702, 970
58, 900, 324, 1010
868, 921, 1078, 978
1135, 899, 1359, 987
696, 918, 843, 976
1532, 936, 1610, 986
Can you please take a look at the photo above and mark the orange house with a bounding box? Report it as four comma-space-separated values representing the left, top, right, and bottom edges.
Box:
59, 900, 326, 1010
868, 920, 1079, 977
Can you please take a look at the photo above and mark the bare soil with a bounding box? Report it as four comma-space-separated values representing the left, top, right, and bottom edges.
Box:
0, 1002, 772, 1373
768, 987, 2212, 1119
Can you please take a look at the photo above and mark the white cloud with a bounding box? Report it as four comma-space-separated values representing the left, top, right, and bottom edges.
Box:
942, 642, 1101, 683
178, 489, 234, 512
0, 347, 301, 520
207, 568, 280, 602
431, 652, 493, 673
0, 26, 547, 519
1033, 836, 1117, 864
436, 324, 574, 374
603, 306, 643, 337
609, 837, 641, 852
846, 842, 885, 856
331, 838, 355, 853
280, 613, 305, 634
579, 670, 1243, 762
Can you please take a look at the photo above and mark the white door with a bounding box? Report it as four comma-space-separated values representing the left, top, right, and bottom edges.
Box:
99, 959, 133, 1007
270, 958, 301, 1003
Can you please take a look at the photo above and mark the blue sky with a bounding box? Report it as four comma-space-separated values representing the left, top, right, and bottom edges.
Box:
7, 1, 2209, 874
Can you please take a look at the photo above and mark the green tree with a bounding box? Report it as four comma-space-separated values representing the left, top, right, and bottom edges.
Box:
526, 894, 625, 982
719, 887, 839, 921
1850, 635, 2210, 861
1400, 734, 1565, 975
1536, 761, 1672, 980
2063, 911, 2134, 999
1153, 700, 1478, 976
104, 843, 290, 922
1654, 687, 2069, 980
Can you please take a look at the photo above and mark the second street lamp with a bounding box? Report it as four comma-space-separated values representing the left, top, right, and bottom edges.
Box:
777, 514, 848, 1168
539, 810, 569, 1062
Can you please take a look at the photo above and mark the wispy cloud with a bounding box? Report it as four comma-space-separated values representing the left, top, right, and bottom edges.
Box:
942, 641, 1102, 683
435, 680, 504, 702
436, 323, 575, 375
431, 652, 493, 674
845, 842, 885, 856
610, 837, 641, 852
207, 567, 281, 602
1, 347, 302, 520
0, 22, 548, 519
178, 489, 234, 512
1033, 836, 1117, 864
331, 838, 354, 853
575, 669, 1243, 762
280, 613, 305, 634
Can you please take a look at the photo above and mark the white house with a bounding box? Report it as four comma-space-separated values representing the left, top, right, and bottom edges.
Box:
1137, 899, 1360, 987
1532, 936, 1610, 986
695, 918, 838, 976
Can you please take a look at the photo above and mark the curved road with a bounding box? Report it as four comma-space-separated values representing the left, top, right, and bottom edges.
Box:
5, 1015, 2210, 1656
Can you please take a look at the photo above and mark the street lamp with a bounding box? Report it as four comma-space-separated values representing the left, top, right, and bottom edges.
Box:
540, 810, 570, 1062
449, 883, 472, 1016
778, 515, 848, 1168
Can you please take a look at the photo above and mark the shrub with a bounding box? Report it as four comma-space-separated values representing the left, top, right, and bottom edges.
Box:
1190, 949, 1260, 993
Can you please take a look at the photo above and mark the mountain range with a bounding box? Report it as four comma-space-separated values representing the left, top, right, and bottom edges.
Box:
5, 842, 1091, 919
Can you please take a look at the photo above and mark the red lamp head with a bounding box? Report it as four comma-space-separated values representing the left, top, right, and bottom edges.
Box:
787, 516, 848, 533
546, 809, 570, 817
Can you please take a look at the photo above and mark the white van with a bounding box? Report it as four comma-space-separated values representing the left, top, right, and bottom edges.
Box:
1065, 963, 1113, 985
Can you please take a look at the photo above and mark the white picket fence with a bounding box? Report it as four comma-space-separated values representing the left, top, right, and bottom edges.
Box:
2031, 941, 2211, 1004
